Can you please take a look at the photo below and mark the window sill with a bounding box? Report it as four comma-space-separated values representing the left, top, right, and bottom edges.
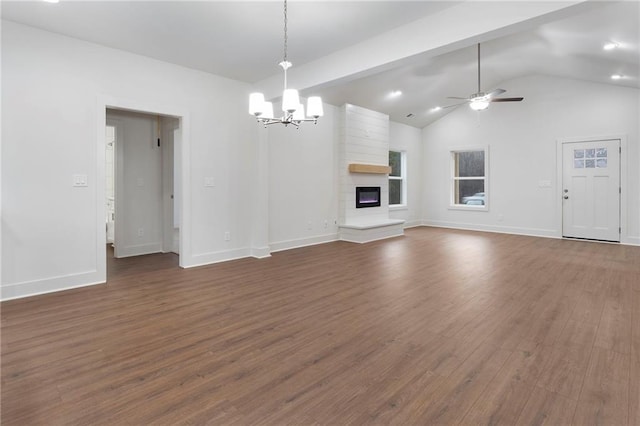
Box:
389, 204, 408, 211
448, 204, 489, 212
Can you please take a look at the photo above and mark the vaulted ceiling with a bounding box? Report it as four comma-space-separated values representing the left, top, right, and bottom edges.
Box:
2, 1, 638, 128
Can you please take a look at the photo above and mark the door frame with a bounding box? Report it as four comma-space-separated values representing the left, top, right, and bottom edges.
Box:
96, 95, 192, 284
556, 134, 628, 243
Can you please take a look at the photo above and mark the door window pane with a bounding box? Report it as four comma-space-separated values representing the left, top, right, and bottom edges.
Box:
596, 148, 607, 157
574, 149, 585, 159
574, 159, 584, 168
585, 149, 596, 158
585, 159, 595, 168
596, 158, 607, 168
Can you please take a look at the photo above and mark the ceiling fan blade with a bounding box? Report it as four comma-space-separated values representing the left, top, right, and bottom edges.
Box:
487, 88, 506, 98
491, 97, 524, 102
447, 96, 469, 100
442, 102, 468, 109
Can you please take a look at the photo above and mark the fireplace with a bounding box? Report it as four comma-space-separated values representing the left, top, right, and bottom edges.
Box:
356, 186, 381, 208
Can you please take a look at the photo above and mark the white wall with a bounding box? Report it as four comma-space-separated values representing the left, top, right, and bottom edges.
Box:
389, 121, 422, 227
1, 21, 258, 299
267, 103, 340, 252
422, 74, 640, 244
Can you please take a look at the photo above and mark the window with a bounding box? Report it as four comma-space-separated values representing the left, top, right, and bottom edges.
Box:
451, 148, 488, 210
389, 150, 406, 206
574, 147, 608, 169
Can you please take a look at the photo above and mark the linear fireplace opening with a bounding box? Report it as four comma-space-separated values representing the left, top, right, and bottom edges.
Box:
356, 186, 381, 208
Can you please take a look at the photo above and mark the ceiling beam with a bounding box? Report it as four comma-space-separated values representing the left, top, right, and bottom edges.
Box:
253, 0, 593, 101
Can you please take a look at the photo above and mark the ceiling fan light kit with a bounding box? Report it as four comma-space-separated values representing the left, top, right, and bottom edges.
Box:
469, 96, 490, 111
249, 0, 323, 128
445, 43, 524, 111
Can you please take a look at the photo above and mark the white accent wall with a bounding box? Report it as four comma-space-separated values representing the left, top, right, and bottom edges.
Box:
1, 21, 257, 299
422, 74, 640, 244
339, 104, 390, 224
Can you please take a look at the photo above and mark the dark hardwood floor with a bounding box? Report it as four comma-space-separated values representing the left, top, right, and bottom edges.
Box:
2, 227, 639, 425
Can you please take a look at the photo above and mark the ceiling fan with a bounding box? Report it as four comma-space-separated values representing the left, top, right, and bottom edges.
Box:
445, 43, 523, 111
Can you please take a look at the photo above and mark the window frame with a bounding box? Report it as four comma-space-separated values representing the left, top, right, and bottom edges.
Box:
449, 146, 489, 211
388, 150, 407, 210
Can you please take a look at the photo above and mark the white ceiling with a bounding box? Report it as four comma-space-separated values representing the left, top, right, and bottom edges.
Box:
2, 0, 639, 128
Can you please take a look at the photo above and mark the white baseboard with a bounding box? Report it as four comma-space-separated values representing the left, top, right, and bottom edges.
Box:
250, 246, 272, 259
116, 242, 163, 258
623, 236, 640, 246
270, 233, 338, 253
403, 220, 422, 229
421, 220, 559, 239
1, 270, 105, 301
185, 247, 252, 268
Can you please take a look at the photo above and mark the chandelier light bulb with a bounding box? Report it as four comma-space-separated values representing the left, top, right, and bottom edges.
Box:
306, 96, 324, 118
282, 89, 300, 113
262, 102, 275, 120
249, 93, 266, 116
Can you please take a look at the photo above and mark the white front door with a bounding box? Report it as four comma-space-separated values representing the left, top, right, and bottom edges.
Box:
562, 139, 620, 242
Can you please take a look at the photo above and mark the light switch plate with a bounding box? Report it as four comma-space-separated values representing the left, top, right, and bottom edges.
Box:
73, 174, 88, 187
204, 177, 215, 187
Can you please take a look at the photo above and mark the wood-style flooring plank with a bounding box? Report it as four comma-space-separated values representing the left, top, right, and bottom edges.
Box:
572, 346, 630, 425
629, 289, 640, 425
594, 271, 633, 354
1, 227, 639, 425
516, 386, 578, 425
460, 339, 553, 425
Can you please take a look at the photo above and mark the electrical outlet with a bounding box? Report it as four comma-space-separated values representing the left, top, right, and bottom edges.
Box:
307, 221, 312, 230
324, 220, 328, 229
204, 177, 215, 187
137, 228, 144, 237
224, 231, 230, 241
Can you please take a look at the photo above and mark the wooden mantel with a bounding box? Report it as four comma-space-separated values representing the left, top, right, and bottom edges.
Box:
348, 163, 391, 174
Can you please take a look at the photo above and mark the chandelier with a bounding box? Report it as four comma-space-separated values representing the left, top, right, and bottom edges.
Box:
249, 0, 323, 127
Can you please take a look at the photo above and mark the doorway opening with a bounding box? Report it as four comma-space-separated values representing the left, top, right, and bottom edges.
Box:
105, 108, 181, 278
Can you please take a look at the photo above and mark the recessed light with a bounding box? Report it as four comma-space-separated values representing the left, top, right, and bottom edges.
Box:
389, 90, 402, 98
43, 0, 60, 3
611, 74, 623, 80
603, 42, 619, 51
430, 106, 442, 112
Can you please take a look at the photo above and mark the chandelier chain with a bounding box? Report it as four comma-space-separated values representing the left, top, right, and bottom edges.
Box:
283, 0, 288, 63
